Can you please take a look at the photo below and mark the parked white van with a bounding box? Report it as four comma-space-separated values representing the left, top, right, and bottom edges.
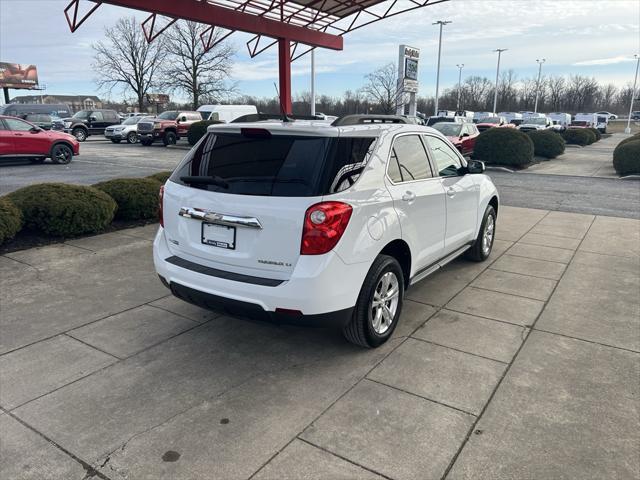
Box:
437, 110, 456, 118
473, 112, 493, 123
548, 113, 572, 130
498, 112, 523, 125
197, 105, 258, 123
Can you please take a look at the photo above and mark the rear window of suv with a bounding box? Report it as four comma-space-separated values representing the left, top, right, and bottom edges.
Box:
170, 131, 376, 197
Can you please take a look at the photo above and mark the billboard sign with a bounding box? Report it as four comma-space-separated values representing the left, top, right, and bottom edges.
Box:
0, 62, 39, 89
398, 45, 419, 94
146, 93, 170, 104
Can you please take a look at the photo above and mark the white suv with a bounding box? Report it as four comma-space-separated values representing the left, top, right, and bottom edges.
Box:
104, 115, 150, 144
153, 115, 499, 347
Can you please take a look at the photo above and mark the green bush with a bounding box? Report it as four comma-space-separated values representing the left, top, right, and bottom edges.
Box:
93, 178, 161, 221
587, 128, 601, 142
562, 128, 594, 146
617, 133, 640, 148
473, 128, 534, 167
526, 130, 566, 159
187, 120, 223, 146
0, 197, 23, 245
9, 184, 116, 237
146, 171, 172, 184
613, 139, 640, 176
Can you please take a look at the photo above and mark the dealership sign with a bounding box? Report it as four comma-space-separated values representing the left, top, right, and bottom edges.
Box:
0, 62, 39, 89
396, 45, 419, 115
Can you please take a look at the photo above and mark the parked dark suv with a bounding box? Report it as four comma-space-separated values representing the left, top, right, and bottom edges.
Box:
62, 109, 120, 141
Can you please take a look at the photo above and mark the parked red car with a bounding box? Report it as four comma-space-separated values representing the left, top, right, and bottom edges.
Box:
432, 121, 480, 157
0, 115, 79, 164
475, 116, 515, 132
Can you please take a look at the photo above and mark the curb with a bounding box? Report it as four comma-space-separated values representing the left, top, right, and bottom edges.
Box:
485, 166, 516, 173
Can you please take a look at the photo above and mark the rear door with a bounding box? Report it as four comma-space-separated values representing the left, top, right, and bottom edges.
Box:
423, 134, 479, 251
385, 133, 446, 271
0, 119, 16, 155
162, 130, 338, 279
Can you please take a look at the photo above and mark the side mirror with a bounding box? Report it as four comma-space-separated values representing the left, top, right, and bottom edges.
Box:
461, 132, 470, 137
467, 160, 485, 174
181, 116, 187, 122
29, 126, 41, 133
89, 116, 97, 122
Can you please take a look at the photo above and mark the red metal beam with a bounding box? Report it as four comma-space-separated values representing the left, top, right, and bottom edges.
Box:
278, 39, 292, 114
96, 0, 343, 50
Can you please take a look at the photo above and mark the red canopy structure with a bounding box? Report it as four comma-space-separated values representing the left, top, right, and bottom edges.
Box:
64, 0, 448, 113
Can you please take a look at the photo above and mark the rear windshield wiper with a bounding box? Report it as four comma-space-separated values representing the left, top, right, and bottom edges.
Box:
180, 175, 229, 189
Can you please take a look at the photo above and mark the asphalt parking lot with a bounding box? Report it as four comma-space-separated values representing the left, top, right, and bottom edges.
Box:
1, 206, 638, 479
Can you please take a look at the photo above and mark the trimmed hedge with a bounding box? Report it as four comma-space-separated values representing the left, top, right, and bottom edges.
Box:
613, 139, 640, 176
526, 130, 566, 159
9, 184, 116, 237
0, 197, 23, 245
473, 128, 534, 167
94, 178, 161, 221
618, 133, 640, 149
187, 120, 223, 146
587, 128, 601, 142
146, 171, 172, 184
562, 128, 595, 146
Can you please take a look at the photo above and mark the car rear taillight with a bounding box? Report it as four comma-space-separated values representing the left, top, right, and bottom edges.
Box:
301, 202, 352, 255
158, 185, 165, 227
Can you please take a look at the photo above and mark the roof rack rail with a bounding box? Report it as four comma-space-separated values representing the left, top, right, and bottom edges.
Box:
331, 114, 409, 126
231, 112, 325, 123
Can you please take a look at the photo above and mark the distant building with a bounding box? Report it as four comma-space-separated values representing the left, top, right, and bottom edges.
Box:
9, 94, 103, 113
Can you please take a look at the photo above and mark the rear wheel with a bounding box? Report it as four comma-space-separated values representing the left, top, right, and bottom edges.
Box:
163, 131, 177, 146
343, 255, 404, 348
466, 205, 496, 262
126, 132, 137, 144
51, 144, 73, 164
72, 127, 87, 142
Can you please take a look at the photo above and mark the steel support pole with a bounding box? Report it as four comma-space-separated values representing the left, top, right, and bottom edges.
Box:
278, 38, 292, 114
625, 54, 639, 134
433, 21, 450, 115
493, 49, 506, 114
534, 59, 545, 113
456, 64, 463, 111
310, 49, 315, 116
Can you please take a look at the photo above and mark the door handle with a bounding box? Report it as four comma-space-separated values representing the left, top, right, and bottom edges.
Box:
401, 191, 416, 202
446, 187, 456, 197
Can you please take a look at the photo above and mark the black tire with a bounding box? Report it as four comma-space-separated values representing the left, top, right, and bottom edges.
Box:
466, 205, 496, 262
163, 131, 177, 146
72, 127, 87, 142
51, 144, 73, 165
111, 139, 121, 144
343, 255, 404, 348
140, 138, 153, 146
126, 132, 137, 144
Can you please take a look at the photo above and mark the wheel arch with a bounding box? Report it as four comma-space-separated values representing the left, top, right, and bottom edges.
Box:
379, 239, 411, 287
49, 140, 75, 158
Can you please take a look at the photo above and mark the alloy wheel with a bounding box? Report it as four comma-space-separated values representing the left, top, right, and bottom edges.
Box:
370, 271, 400, 335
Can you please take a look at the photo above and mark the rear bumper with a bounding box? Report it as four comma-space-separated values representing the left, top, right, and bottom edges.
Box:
163, 279, 353, 328
153, 227, 368, 324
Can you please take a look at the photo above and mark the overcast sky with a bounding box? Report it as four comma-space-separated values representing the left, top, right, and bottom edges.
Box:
1, 0, 639, 103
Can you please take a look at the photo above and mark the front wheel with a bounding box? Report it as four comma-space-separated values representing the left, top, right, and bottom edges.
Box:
466, 205, 496, 262
51, 144, 73, 164
72, 128, 87, 142
126, 132, 137, 144
163, 131, 177, 146
343, 255, 404, 348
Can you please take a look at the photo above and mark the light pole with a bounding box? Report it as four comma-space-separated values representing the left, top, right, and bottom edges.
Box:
625, 54, 639, 134
433, 20, 452, 115
534, 58, 545, 113
456, 63, 464, 111
492, 48, 507, 114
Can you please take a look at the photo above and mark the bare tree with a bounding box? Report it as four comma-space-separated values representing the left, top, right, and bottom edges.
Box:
362, 63, 402, 114
92, 17, 165, 111
547, 75, 566, 111
162, 21, 235, 110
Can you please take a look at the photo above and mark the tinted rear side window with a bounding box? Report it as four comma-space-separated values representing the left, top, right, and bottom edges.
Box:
170, 132, 376, 197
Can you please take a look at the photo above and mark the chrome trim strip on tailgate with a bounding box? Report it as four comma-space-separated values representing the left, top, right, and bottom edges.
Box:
165, 256, 284, 287
179, 207, 262, 229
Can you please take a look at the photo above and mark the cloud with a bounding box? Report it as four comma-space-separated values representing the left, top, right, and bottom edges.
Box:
573, 55, 638, 66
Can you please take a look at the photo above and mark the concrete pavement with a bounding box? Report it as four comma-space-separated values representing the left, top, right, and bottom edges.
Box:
1, 207, 638, 479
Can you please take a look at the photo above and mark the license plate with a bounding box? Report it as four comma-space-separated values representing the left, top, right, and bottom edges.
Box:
201, 222, 235, 249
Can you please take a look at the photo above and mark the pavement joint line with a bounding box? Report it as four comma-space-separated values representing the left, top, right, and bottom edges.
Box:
5, 410, 113, 480
487, 264, 566, 281
442, 304, 535, 330
499, 249, 571, 265
143, 300, 222, 325
364, 377, 478, 418
516, 239, 578, 251
441, 211, 596, 480
531, 327, 640, 354
466, 284, 555, 303
573, 248, 640, 261
407, 336, 510, 365
0, 293, 171, 358
249, 209, 526, 480
295, 437, 396, 480
63, 332, 122, 360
